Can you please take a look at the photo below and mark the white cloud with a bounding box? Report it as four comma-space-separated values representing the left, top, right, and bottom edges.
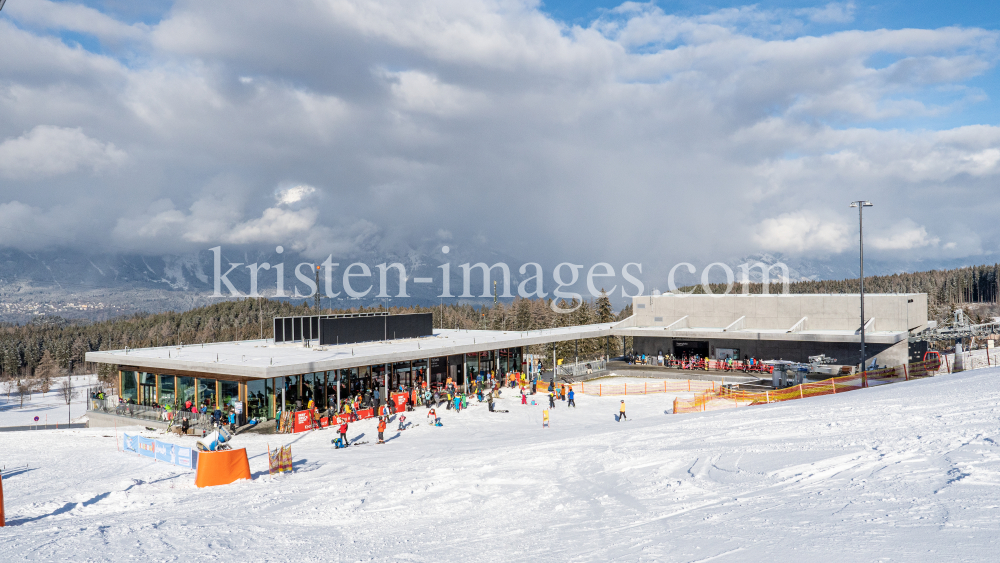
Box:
0, 126, 126, 179
276, 185, 317, 205
0, 0, 999, 272
754, 212, 850, 254
871, 223, 939, 250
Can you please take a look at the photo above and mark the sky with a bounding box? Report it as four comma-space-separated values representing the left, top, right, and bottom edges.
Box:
0, 0, 999, 283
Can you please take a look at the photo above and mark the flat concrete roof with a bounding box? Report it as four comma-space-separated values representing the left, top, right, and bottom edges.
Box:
87, 320, 907, 380
613, 326, 906, 344
85, 323, 618, 379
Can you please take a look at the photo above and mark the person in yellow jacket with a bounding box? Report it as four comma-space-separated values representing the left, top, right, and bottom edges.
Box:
618, 400, 627, 421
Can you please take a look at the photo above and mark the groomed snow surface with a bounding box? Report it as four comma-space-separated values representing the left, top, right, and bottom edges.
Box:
3, 371, 1000, 561
0, 375, 96, 428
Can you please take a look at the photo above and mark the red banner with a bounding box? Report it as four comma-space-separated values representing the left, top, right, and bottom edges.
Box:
292, 410, 312, 433
393, 393, 408, 412
320, 417, 329, 427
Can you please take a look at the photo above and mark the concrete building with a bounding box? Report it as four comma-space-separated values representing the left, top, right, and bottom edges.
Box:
616, 293, 927, 367
84, 293, 927, 425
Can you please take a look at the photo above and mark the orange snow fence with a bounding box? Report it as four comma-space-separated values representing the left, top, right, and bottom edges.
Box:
195, 448, 252, 488
673, 359, 944, 415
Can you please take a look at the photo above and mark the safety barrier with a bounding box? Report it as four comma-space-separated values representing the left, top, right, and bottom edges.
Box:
672, 359, 945, 414
577, 379, 718, 396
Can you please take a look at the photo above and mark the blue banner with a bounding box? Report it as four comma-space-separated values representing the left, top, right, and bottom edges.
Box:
176, 446, 194, 469
138, 436, 155, 458
155, 440, 174, 463
122, 434, 196, 470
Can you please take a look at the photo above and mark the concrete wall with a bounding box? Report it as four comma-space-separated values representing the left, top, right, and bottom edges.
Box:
631, 293, 927, 332
633, 336, 909, 367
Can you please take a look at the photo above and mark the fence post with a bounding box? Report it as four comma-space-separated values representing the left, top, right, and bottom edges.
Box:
831, 379, 836, 394
862, 370, 868, 388
644, 382, 647, 394
903, 364, 908, 381
799, 385, 803, 399
687, 380, 691, 392
599, 384, 602, 397
765, 390, 769, 403
945, 355, 951, 374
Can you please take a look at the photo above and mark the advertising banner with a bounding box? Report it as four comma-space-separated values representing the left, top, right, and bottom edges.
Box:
319, 417, 329, 427
138, 436, 156, 458
392, 393, 407, 412
123, 434, 138, 454
293, 410, 312, 433
176, 446, 195, 470
155, 440, 174, 463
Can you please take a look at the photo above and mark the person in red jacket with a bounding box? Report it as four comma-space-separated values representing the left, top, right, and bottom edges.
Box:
338, 421, 349, 448
377, 417, 387, 444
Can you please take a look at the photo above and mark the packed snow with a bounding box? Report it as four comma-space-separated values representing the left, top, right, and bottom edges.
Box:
3, 370, 1000, 561
0, 375, 96, 428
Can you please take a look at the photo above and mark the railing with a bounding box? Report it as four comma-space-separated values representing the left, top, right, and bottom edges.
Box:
556, 358, 607, 378
85, 387, 215, 428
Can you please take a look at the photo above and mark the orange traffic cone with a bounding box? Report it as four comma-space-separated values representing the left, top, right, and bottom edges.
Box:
1, 471, 5, 527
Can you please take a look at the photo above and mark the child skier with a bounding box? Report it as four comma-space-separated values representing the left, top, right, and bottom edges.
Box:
567, 387, 575, 407
398, 414, 407, 431
377, 417, 387, 444
338, 420, 349, 448
548, 392, 556, 409
619, 400, 627, 421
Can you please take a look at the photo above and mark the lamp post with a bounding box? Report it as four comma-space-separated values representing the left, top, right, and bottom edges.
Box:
850, 200, 873, 370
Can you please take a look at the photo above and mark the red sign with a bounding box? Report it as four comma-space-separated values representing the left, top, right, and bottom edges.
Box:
292, 410, 312, 433
320, 417, 329, 427
393, 393, 408, 412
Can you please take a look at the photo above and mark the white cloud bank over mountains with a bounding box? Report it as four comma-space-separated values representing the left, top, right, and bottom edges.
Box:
0, 0, 997, 278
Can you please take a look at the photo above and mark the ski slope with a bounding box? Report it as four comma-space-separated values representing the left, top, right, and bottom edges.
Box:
0, 374, 96, 428
2, 370, 1000, 561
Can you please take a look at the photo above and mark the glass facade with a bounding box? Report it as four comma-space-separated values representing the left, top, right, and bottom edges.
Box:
138, 372, 156, 406
279, 375, 299, 412
246, 378, 271, 420
120, 371, 137, 402
177, 376, 195, 409
198, 378, 217, 410
159, 374, 175, 407
220, 380, 239, 408
116, 345, 527, 420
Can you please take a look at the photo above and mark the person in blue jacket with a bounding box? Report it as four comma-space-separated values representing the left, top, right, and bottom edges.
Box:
567, 387, 575, 407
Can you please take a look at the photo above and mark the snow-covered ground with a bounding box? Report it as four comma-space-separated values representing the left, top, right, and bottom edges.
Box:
0, 374, 96, 428
3, 370, 1000, 561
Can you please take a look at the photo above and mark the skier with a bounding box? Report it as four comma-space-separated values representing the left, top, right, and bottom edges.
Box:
453, 394, 461, 412
548, 392, 556, 409
398, 414, 407, 431
428, 408, 436, 423
377, 417, 387, 444
521, 391, 527, 405
619, 400, 627, 421
338, 420, 349, 448
567, 387, 575, 408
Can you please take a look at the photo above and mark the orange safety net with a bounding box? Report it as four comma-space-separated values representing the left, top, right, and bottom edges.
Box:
195, 448, 252, 488
673, 359, 947, 415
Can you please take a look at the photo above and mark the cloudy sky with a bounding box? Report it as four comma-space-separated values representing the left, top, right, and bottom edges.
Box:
1, 0, 999, 281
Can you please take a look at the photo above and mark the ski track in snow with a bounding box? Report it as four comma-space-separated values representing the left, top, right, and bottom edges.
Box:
2, 371, 1000, 561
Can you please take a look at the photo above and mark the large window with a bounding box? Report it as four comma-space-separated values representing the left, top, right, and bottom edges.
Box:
177, 377, 195, 409
138, 372, 156, 406
198, 378, 217, 410
279, 375, 299, 412
246, 378, 271, 420
220, 380, 239, 409
159, 375, 175, 407
120, 371, 137, 402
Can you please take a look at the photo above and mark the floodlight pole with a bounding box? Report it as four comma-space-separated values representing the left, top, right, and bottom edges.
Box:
850, 201, 873, 370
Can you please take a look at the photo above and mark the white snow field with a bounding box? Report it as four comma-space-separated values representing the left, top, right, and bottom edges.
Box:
3, 370, 1000, 562
0, 375, 96, 428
